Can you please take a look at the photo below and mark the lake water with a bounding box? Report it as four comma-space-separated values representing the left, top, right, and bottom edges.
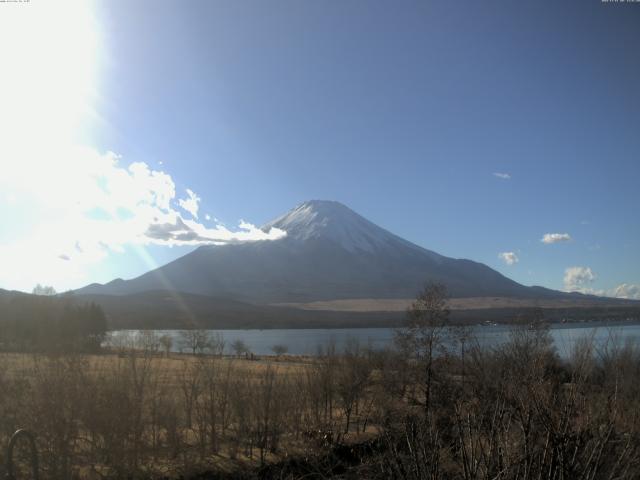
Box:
109, 321, 640, 357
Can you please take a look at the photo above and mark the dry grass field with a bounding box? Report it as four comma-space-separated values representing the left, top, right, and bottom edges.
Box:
3, 314, 640, 479
0, 346, 382, 479
274, 295, 639, 312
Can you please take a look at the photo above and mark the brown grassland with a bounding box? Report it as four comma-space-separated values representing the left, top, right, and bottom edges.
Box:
2, 286, 640, 479
0, 342, 383, 479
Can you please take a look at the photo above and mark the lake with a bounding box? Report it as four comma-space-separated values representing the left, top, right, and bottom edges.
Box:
109, 321, 640, 357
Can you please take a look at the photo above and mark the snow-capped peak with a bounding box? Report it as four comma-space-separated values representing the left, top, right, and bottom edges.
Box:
263, 200, 402, 252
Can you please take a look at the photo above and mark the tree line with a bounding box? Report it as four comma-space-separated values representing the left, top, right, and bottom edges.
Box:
0, 293, 107, 352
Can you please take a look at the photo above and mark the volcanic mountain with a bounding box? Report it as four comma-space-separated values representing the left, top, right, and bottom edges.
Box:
77, 200, 568, 304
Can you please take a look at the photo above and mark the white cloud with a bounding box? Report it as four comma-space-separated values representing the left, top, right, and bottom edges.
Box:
0, 146, 286, 291
542, 233, 572, 244
609, 284, 640, 300
561, 267, 640, 301
205, 214, 211, 221
498, 251, 519, 266
178, 188, 201, 219
563, 266, 596, 293
145, 214, 285, 245
493, 172, 511, 180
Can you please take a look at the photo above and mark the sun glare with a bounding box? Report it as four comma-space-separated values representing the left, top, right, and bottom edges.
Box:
0, 0, 99, 155
0, 0, 101, 290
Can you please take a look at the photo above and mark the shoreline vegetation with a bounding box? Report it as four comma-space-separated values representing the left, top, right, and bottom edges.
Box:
3, 287, 639, 333
84, 297, 640, 330
47, 288, 640, 330
0, 286, 639, 478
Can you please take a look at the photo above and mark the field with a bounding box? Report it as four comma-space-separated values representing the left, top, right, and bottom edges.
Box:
274, 295, 640, 312
3, 319, 640, 479
0, 346, 382, 479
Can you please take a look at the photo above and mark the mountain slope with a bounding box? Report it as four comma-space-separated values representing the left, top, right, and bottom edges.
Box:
75, 200, 572, 303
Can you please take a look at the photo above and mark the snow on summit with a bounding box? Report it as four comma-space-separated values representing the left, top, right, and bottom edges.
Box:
263, 200, 399, 252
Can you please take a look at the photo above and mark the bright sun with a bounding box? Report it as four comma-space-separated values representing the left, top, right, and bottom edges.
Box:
0, 0, 101, 290
0, 0, 99, 150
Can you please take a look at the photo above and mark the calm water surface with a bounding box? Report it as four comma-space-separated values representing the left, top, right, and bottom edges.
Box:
110, 322, 640, 357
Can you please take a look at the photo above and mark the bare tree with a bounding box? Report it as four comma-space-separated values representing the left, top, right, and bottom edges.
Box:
231, 339, 249, 358
178, 360, 202, 429
396, 282, 449, 413
206, 332, 225, 356
32, 284, 57, 296
159, 334, 173, 357
335, 338, 372, 433
137, 330, 160, 353
179, 329, 211, 355
271, 344, 288, 357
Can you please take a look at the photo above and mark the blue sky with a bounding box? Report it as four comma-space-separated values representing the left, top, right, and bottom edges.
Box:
0, 0, 638, 297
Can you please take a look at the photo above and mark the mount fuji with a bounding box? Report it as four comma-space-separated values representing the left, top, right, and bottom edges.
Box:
77, 200, 565, 303
71, 200, 640, 328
